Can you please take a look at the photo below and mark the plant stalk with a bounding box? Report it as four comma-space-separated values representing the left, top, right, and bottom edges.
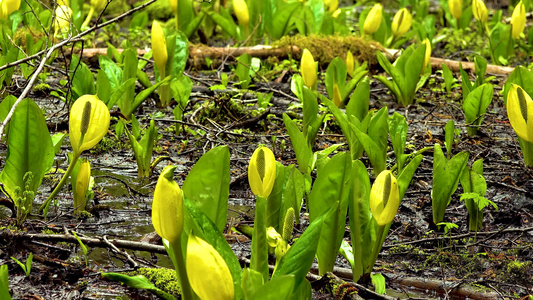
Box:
39, 153, 80, 212
250, 195, 269, 282
170, 237, 195, 300
367, 225, 385, 274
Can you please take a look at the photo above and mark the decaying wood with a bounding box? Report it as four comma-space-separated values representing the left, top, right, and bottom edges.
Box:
77, 43, 515, 76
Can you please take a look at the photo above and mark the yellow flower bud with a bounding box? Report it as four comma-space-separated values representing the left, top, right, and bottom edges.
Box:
345, 50, 354, 77
248, 146, 276, 198
363, 3, 382, 35
391, 8, 412, 37
69, 95, 110, 156
332, 8, 341, 18
186, 234, 234, 300
91, 0, 106, 11
472, 0, 488, 24
507, 84, 533, 142
266, 226, 282, 247
324, 0, 338, 13
169, 0, 178, 14
152, 166, 183, 243
0, 0, 20, 18
369, 170, 399, 226
151, 20, 168, 75
448, 0, 462, 20
333, 83, 342, 107
74, 159, 91, 212
511, 1, 526, 40
422, 38, 431, 71
57, 0, 69, 6
301, 48, 317, 89
233, 0, 249, 29
54, 5, 73, 34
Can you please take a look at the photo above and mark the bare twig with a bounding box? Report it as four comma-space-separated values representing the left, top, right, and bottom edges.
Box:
0, 0, 157, 142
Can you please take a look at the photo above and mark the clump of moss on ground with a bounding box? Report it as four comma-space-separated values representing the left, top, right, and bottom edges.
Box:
273, 34, 383, 66
127, 267, 180, 296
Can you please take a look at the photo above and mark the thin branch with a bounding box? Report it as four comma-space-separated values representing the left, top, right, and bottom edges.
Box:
0, 0, 157, 142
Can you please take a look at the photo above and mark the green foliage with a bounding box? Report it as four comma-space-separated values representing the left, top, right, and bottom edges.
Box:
375, 43, 427, 106
324, 57, 367, 107
462, 83, 493, 136
308, 152, 351, 274
124, 118, 158, 179
101, 273, 176, 300
10, 253, 32, 277
0, 99, 54, 225
431, 144, 469, 226
0, 265, 11, 300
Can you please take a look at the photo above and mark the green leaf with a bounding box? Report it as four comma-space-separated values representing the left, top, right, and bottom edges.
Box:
269, 2, 300, 40
250, 275, 296, 300
98, 55, 122, 91
272, 207, 328, 287
502, 66, 533, 105
444, 120, 455, 159
282, 114, 313, 174
371, 273, 386, 294
302, 87, 318, 139
0, 265, 12, 300
128, 76, 172, 118
267, 163, 288, 232
70, 55, 95, 100
171, 75, 193, 121
308, 152, 351, 274
388, 112, 408, 172
325, 57, 347, 101
96, 69, 111, 105
182, 146, 230, 231
348, 160, 372, 282
441, 63, 455, 94
205, 8, 237, 38
431, 144, 469, 225
101, 273, 176, 300
349, 109, 388, 175
242, 268, 264, 298
281, 166, 305, 226
346, 77, 370, 121
462, 83, 493, 136
0, 99, 54, 199
120, 48, 139, 115
397, 154, 423, 200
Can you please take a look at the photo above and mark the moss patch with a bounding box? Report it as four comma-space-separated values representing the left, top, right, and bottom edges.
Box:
127, 267, 181, 296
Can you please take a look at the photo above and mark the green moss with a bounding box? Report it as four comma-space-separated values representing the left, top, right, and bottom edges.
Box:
272, 34, 383, 66
127, 267, 181, 296
33, 83, 50, 92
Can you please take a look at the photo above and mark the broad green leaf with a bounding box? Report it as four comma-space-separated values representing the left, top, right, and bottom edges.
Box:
389, 112, 408, 172
462, 83, 493, 136
267, 162, 288, 232
349, 123, 386, 175
101, 273, 175, 300
431, 144, 469, 225
108, 78, 136, 110
0, 265, 12, 300
182, 146, 230, 231
349, 160, 371, 282
444, 120, 455, 159
120, 48, 138, 115
273, 207, 328, 287
325, 57, 347, 101
205, 8, 237, 38
397, 154, 423, 200
503, 66, 533, 105
441, 63, 455, 94
96, 69, 111, 105
346, 77, 370, 122
165, 32, 189, 80
269, 2, 300, 40
171, 75, 193, 121
98, 55, 122, 91
302, 87, 318, 139
249, 275, 295, 300
127, 76, 172, 118
281, 166, 305, 226
70, 55, 95, 100
251, 196, 269, 282
0, 99, 54, 198
282, 114, 313, 174
308, 152, 351, 274
242, 268, 264, 299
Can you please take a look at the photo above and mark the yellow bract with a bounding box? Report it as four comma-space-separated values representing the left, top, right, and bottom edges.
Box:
511, 1, 526, 40
363, 3, 382, 35
391, 8, 412, 37
369, 170, 400, 226
151, 20, 168, 75
152, 166, 183, 243
448, 0, 462, 20
422, 38, 431, 71
233, 0, 249, 29
169, 0, 178, 14
507, 84, 533, 142
75, 159, 91, 212
91, 0, 106, 11
345, 50, 354, 77
54, 5, 73, 34
472, 0, 488, 24
333, 83, 342, 107
69, 95, 110, 156
248, 146, 276, 198
324, 0, 338, 13
186, 234, 234, 300
0, 0, 20, 19
301, 48, 317, 89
